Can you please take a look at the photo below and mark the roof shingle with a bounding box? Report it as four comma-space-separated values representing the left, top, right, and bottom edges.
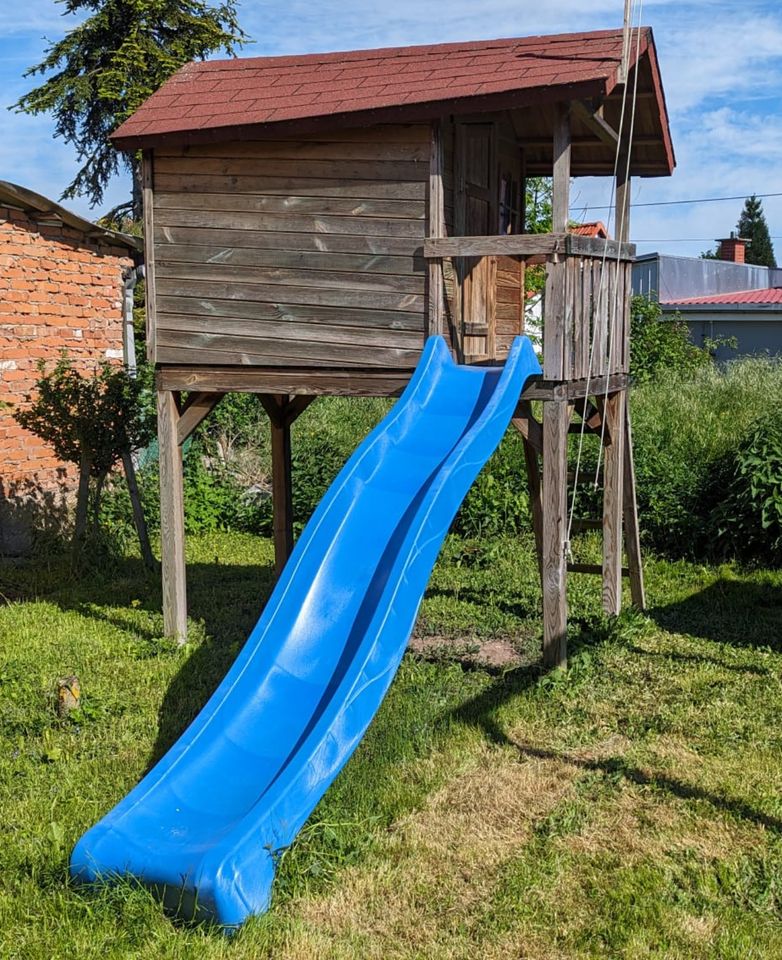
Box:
112, 28, 646, 148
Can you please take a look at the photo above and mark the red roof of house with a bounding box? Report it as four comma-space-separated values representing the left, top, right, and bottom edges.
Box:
668, 288, 782, 306
111, 27, 671, 170
570, 221, 610, 239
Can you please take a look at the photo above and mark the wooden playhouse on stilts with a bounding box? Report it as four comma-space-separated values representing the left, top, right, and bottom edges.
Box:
113, 26, 675, 667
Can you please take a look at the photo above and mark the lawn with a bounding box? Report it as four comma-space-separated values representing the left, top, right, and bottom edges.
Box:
1, 531, 782, 958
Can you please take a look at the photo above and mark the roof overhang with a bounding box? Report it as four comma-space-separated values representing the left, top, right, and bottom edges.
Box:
0, 181, 142, 252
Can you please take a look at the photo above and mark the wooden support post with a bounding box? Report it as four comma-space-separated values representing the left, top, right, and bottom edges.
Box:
542, 399, 570, 669
602, 390, 626, 615
512, 402, 543, 578
157, 389, 187, 642
259, 394, 315, 577
552, 104, 572, 233
428, 119, 445, 338
623, 401, 646, 608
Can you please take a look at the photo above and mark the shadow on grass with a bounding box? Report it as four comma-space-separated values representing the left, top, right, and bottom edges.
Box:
647, 577, 782, 651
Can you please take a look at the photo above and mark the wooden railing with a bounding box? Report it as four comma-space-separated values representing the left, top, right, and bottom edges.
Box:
424, 233, 636, 382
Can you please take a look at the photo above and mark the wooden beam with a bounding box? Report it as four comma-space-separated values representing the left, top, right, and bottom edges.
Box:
519, 372, 630, 402
542, 399, 570, 669
623, 401, 646, 608
121, 450, 156, 572
142, 151, 157, 364
258, 394, 315, 576
570, 100, 620, 149
423, 233, 635, 261
428, 119, 445, 337
552, 103, 571, 233
511, 400, 543, 453
176, 392, 225, 446
602, 391, 626, 616
157, 388, 187, 642
157, 366, 411, 397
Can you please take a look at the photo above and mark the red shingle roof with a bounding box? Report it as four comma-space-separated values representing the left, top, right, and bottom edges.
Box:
112, 28, 650, 148
668, 288, 782, 306
570, 221, 610, 239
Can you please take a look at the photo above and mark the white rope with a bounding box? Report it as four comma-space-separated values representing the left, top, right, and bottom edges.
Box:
564, 0, 641, 552
595, 0, 644, 483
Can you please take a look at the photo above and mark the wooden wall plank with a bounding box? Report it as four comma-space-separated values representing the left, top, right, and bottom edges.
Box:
142, 151, 157, 363
156, 295, 421, 330
153, 173, 427, 200
152, 124, 430, 369
155, 156, 428, 182
155, 225, 422, 256
154, 192, 425, 219
156, 262, 424, 295
155, 277, 425, 313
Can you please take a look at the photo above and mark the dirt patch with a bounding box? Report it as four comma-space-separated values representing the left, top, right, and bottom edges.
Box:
409, 634, 526, 671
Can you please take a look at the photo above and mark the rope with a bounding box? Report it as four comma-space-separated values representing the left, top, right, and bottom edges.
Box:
564, 0, 643, 555
595, 0, 644, 482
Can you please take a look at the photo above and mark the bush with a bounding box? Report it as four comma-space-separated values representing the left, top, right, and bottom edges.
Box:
630, 357, 782, 558
629, 295, 711, 384
711, 415, 782, 563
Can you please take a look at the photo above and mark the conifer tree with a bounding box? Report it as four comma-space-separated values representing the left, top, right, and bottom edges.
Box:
737, 194, 777, 268
13, 0, 247, 220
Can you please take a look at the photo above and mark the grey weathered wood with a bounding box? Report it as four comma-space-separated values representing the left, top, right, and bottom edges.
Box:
519, 372, 629, 402
428, 120, 445, 337
156, 330, 421, 368
542, 399, 570, 669
156, 207, 426, 238
157, 296, 422, 331
424, 234, 565, 258
623, 400, 646, 609
156, 225, 423, 256
154, 173, 428, 201
155, 156, 429, 183
156, 245, 425, 276
158, 314, 423, 350
258, 394, 314, 576
158, 137, 429, 162
155, 277, 425, 314
142, 151, 157, 363
156, 261, 425, 295
176, 392, 225, 446
569, 100, 620, 148
569, 562, 630, 576
121, 450, 156, 572
552, 104, 571, 233
157, 389, 187, 642
543, 259, 566, 379
157, 366, 411, 396
155, 192, 426, 219
602, 390, 626, 616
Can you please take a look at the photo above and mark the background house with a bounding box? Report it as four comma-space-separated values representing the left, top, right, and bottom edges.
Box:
0, 181, 140, 554
633, 237, 782, 361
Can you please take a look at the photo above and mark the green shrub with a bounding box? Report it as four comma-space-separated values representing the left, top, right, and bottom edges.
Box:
630, 295, 710, 384
711, 415, 782, 563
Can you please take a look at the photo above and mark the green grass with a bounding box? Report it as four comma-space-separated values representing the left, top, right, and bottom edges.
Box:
2, 531, 782, 958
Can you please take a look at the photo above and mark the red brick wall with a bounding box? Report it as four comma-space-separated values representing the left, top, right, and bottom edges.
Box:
0, 204, 133, 504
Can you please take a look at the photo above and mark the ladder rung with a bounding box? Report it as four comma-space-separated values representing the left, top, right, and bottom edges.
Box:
464, 323, 489, 336
570, 518, 602, 532
567, 562, 630, 576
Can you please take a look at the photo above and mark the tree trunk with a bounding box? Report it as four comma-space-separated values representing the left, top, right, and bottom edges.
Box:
131, 154, 143, 223
72, 453, 92, 557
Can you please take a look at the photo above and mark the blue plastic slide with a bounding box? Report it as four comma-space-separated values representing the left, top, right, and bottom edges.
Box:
71, 335, 541, 928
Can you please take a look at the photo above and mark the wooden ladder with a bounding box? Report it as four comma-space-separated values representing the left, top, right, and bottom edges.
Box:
513, 388, 645, 624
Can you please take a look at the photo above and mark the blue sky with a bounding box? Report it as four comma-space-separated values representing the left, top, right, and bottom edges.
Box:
1, 0, 781, 257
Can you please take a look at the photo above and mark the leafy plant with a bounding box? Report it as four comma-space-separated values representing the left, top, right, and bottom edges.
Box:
711, 415, 782, 563
13, 0, 247, 217
14, 357, 154, 555
629, 295, 711, 384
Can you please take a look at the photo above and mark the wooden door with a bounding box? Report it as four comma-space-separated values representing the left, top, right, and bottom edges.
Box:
455, 122, 497, 361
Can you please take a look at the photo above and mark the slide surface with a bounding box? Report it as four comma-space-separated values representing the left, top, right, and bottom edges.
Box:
71, 335, 541, 928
